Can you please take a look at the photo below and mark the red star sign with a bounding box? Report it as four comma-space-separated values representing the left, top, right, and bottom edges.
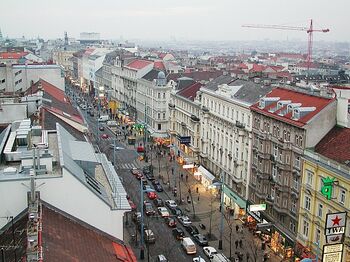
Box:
332, 215, 342, 226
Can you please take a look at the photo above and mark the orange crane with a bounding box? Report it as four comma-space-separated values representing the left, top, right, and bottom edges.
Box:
242, 19, 329, 72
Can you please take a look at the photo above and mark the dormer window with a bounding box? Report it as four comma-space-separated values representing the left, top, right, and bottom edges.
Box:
259, 99, 265, 109
292, 109, 300, 120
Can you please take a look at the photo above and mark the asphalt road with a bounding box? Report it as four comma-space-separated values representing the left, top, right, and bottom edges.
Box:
66, 85, 209, 262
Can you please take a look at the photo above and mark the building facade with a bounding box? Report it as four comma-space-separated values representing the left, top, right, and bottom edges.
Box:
248, 87, 336, 259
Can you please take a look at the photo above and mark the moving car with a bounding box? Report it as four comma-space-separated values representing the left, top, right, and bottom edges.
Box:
203, 246, 217, 258
147, 191, 157, 200
172, 228, 185, 240
165, 200, 177, 209
143, 201, 155, 215
171, 207, 183, 216
156, 255, 168, 262
157, 207, 170, 217
101, 134, 109, 139
154, 183, 163, 192
143, 185, 154, 192
98, 115, 109, 122
178, 215, 192, 226
185, 225, 199, 236
210, 253, 230, 262
144, 229, 156, 243
145, 173, 155, 181
153, 198, 164, 207
193, 257, 206, 262
142, 165, 153, 175
165, 217, 177, 227
130, 168, 141, 176
193, 234, 208, 246
99, 126, 105, 131
137, 146, 145, 153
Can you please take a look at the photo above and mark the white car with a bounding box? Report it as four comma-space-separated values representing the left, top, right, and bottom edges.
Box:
165, 200, 177, 209
203, 246, 217, 258
158, 207, 170, 217
109, 144, 124, 150
178, 215, 192, 226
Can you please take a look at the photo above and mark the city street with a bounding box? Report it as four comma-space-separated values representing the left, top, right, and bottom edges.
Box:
66, 83, 280, 262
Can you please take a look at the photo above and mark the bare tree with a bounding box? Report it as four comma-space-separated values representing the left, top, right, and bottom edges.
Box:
245, 235, 262, 262
223, 210, 234, 261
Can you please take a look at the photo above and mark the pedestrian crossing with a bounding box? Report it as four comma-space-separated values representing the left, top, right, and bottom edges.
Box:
116, 160, 140, 170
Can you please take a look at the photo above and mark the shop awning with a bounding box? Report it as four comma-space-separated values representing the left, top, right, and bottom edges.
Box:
198, 165, 215, 182
151, 132, 169, 138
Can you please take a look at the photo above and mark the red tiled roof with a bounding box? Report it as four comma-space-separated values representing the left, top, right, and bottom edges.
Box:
266, 65, 284, 72
42, 204, 136, 262
154, 61, 166, 70
0, 52, 29, 59
158, 53, 167, 59
250, 88, 335, 127
126, 59, 153, 70
315, 126, 350, 164
238, 63, 248, 69
25, 79, 66, 102
249, 64, 266, 73
177, 82, 203, 101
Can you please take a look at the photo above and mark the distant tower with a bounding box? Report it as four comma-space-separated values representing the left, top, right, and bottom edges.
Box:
64, 31, 68, 50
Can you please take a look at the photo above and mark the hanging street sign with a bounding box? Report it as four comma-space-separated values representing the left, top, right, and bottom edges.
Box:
325, 212, 347, 237
321, 177, 335, 200
322, 243, 343, 262
249, 203, 267, 212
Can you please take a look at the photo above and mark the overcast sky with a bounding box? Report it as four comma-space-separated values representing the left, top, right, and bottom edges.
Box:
1, 0, 349, 42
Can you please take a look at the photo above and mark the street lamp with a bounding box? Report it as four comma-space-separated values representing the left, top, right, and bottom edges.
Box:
218, 172, 224, 250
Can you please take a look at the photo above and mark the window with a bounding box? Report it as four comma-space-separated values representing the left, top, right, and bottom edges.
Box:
271, 187, 275, 199
283, 198, 288, 208
294, 156, 300, 169
303, 220, 309, 237
315, 227, 321, 244
306, 170, 313, 187
318, 203, 323, 218
286, 154, 290, 164
163, 112, 165, 119
158, 93, 160, 99
290, 221, 296, 233
272, 165, 277, 178
163, 93, 165, 99
157, 123, 161, 130
273, 144, 278, 157
304, 196, 311, 211
291, 198, 296, 213
339, 189, 346, 205
157, 113, 160, 119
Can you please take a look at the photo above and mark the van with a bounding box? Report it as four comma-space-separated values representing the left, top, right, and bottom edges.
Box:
98, 115, 109, 122
144, 229, 156, 243
210, 253, 230, 262
107, 120, 117, 126
181, 237, 196, 255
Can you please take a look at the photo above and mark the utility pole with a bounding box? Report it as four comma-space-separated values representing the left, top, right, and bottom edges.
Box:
140, 178, 145, 260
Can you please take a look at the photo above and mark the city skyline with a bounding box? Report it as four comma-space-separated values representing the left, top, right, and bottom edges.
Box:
1, 0, 350, 42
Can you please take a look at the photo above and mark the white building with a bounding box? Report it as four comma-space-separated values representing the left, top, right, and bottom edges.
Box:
0, 63, 64, 93
0, 121, 130, 240
137, 69, 172, 138
198, 75, 274, 216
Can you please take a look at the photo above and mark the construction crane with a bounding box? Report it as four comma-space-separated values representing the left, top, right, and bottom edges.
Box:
242, 19, 329, 73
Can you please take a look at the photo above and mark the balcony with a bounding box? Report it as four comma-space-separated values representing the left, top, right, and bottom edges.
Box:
236, 121, 246, 129
181, 122, 187, 127
168, 103, 175, 109
265, 195, 275, 204
273, 204, 289, 215
201, 106, 209, 113
190, 114, 200, 122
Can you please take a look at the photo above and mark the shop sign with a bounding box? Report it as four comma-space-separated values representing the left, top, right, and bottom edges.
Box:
321, 177, 335, 200
178, 136, 191, 145
249, 210, 262, 223
325, 212, 347, 236
183, 164, 194, 169
322, 243, 343, 262
249, 203, 267, 212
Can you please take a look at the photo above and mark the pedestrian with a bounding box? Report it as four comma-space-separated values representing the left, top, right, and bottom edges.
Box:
186, 174, 188, 182
181, 173, 184, 180
246, 253, 250, 262
197, 194, 200, 202
196, 187, 199, 193
239, 239, 243, 248
236, 225, 239, 232
235, 240, 238, 249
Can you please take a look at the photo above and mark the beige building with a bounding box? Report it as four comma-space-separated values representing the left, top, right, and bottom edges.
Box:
52, 49, 75, 72
248, 87, 336, 259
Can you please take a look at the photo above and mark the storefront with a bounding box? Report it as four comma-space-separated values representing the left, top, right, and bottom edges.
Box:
222, 186, 246, 220
194, 165, 215, 188
270, 229, 294, 259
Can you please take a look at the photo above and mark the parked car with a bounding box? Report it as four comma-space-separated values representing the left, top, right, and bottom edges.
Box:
152, 180, 160, 186
142, 165, 153, 175
172, 228, 185, 240
143, 185, 154, 192
193, 234, 208, 246
141, 177, 148, 186
165, 217, 177, 228
178, 215, 192, 226
203, 246, 218, 258
145, 173, 155, 181
185, 225, 199, 236
143, 201, 155, 216
147, 191, 157, 200
182, 237, 197, 255
136, 173, 144, 180
165, 200, 177, 209
137, 146, 145, 153
158, 207, 170, 217
99, 126, 105, 131
193, 257, 206, 262
153, 198, 164, 207
128, 199, 136, 211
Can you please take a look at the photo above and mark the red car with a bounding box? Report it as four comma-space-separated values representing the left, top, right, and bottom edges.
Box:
101, 133, 109, 139
147, 191, 157, 200
137, 146, 145, 153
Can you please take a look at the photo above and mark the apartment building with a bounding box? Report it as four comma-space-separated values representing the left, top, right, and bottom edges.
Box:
248, 87, 336, 259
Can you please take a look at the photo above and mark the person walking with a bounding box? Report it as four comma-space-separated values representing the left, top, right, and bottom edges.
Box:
197, 194, 200, 202
246, 253, 250, 262
196, 187, 199, 193
236, 225, 239, 232
239, 239, 243, 248
185, 174, 188, 182
181, 173, 184, 181
235, 240, 238, 249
